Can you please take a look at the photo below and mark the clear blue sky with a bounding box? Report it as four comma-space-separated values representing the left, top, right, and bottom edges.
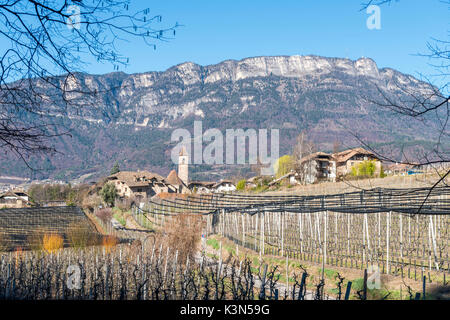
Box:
105, 0, 447, 86
6, 1, 450, 86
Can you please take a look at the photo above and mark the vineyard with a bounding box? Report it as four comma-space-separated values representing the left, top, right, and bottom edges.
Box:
0, 241, 374, 300
0, 186, 448, 300
134, 187, 450, 283
0, 206, 101, 250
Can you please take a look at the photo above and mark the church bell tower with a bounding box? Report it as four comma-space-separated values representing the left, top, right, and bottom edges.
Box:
178, 146, 189, 186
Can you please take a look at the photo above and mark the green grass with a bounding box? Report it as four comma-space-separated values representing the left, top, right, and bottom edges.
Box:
113, 212, 126, 226
318, 268, 338, 280
206, 238, 220, 250
351, 277, 365, 291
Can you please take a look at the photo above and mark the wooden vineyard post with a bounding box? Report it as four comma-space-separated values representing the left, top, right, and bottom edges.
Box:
408, 216, 411, 256
387, 211, 391, 275
255, 212, 259, 252
429, 216, 439, 271
260, 211, 265, 258
364, 213, 371, 267
299, 212, 303, 254
324, 211, 328, 266
335, 212, 338, 263
400, 214, 403, 260
308, 212, 314, 255
362, 269, 368, 301
344, 281, 352, 300
347, 213, 351, 258
378, 212, 381, 249
281, 212, 284, 257
286, 254, 289, 298
363, 214, 366, 267
428, 219, 432, 271
316, 212, 322, 264
242, 213, 245, 248
423, 275, 426, 300
222, 209, 225, 237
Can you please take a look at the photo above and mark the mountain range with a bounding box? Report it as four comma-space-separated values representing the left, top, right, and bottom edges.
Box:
1, 55, 443, 182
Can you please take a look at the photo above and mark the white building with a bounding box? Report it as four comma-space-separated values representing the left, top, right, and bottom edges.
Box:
213, 180, 236, 193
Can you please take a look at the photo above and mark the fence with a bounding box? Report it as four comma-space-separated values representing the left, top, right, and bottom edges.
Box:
133, 187, 450, 281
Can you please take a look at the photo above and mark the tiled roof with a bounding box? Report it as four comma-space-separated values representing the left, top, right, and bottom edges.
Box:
166, 170, 184, 186
332, 148, 378, 163
108, 171, 165, 186
299, 152, 333, 163
155, 192, 190, 200
0, 190, 29, 198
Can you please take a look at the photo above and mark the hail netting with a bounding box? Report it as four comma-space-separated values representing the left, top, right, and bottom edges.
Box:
132, 187, 449, 276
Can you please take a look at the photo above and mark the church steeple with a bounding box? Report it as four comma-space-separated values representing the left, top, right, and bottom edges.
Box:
178, 146, 189, 186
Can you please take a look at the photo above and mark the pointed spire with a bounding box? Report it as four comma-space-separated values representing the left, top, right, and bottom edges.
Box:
179, 145, 188, 156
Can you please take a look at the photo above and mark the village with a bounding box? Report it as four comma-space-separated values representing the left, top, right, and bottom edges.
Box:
0, 145, 428, 209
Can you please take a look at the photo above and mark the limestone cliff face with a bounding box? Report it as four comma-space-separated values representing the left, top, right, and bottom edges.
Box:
65, 55, 434, 130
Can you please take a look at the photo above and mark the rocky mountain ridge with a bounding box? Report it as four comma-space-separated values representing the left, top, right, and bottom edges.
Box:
1, 55, 442, 181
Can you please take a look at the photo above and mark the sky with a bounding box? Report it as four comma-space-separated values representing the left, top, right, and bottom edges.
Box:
1, 0, 448, 86
77, 0, 448, 88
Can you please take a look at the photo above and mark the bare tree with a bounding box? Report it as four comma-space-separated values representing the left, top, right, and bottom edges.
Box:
0, 0, 179, 169
356, 0, 449, 209
357, 1, 449, 166
292, 132, 317, 184
292, 131, 316, 162
332, 140, 341, 154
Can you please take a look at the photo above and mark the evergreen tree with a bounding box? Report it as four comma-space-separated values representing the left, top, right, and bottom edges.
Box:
110, 162, 120, 175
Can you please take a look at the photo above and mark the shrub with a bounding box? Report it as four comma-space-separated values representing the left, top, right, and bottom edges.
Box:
236, 179, 246, 191
262, 177, 272, 185
102, 235, 119, 253
380, 166, 386, 178
115, 196, 135, 211
99, 183, 117, 207
165, 213, 203, 265
66, 222, 96, 249
43, 233, 64, 253
82, 194, 102, 211
96, 208, 113, 224
27, 230, 45, 251
274, 155, 294, 178
351, 160, 377, 177
359, 160, 376, 176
